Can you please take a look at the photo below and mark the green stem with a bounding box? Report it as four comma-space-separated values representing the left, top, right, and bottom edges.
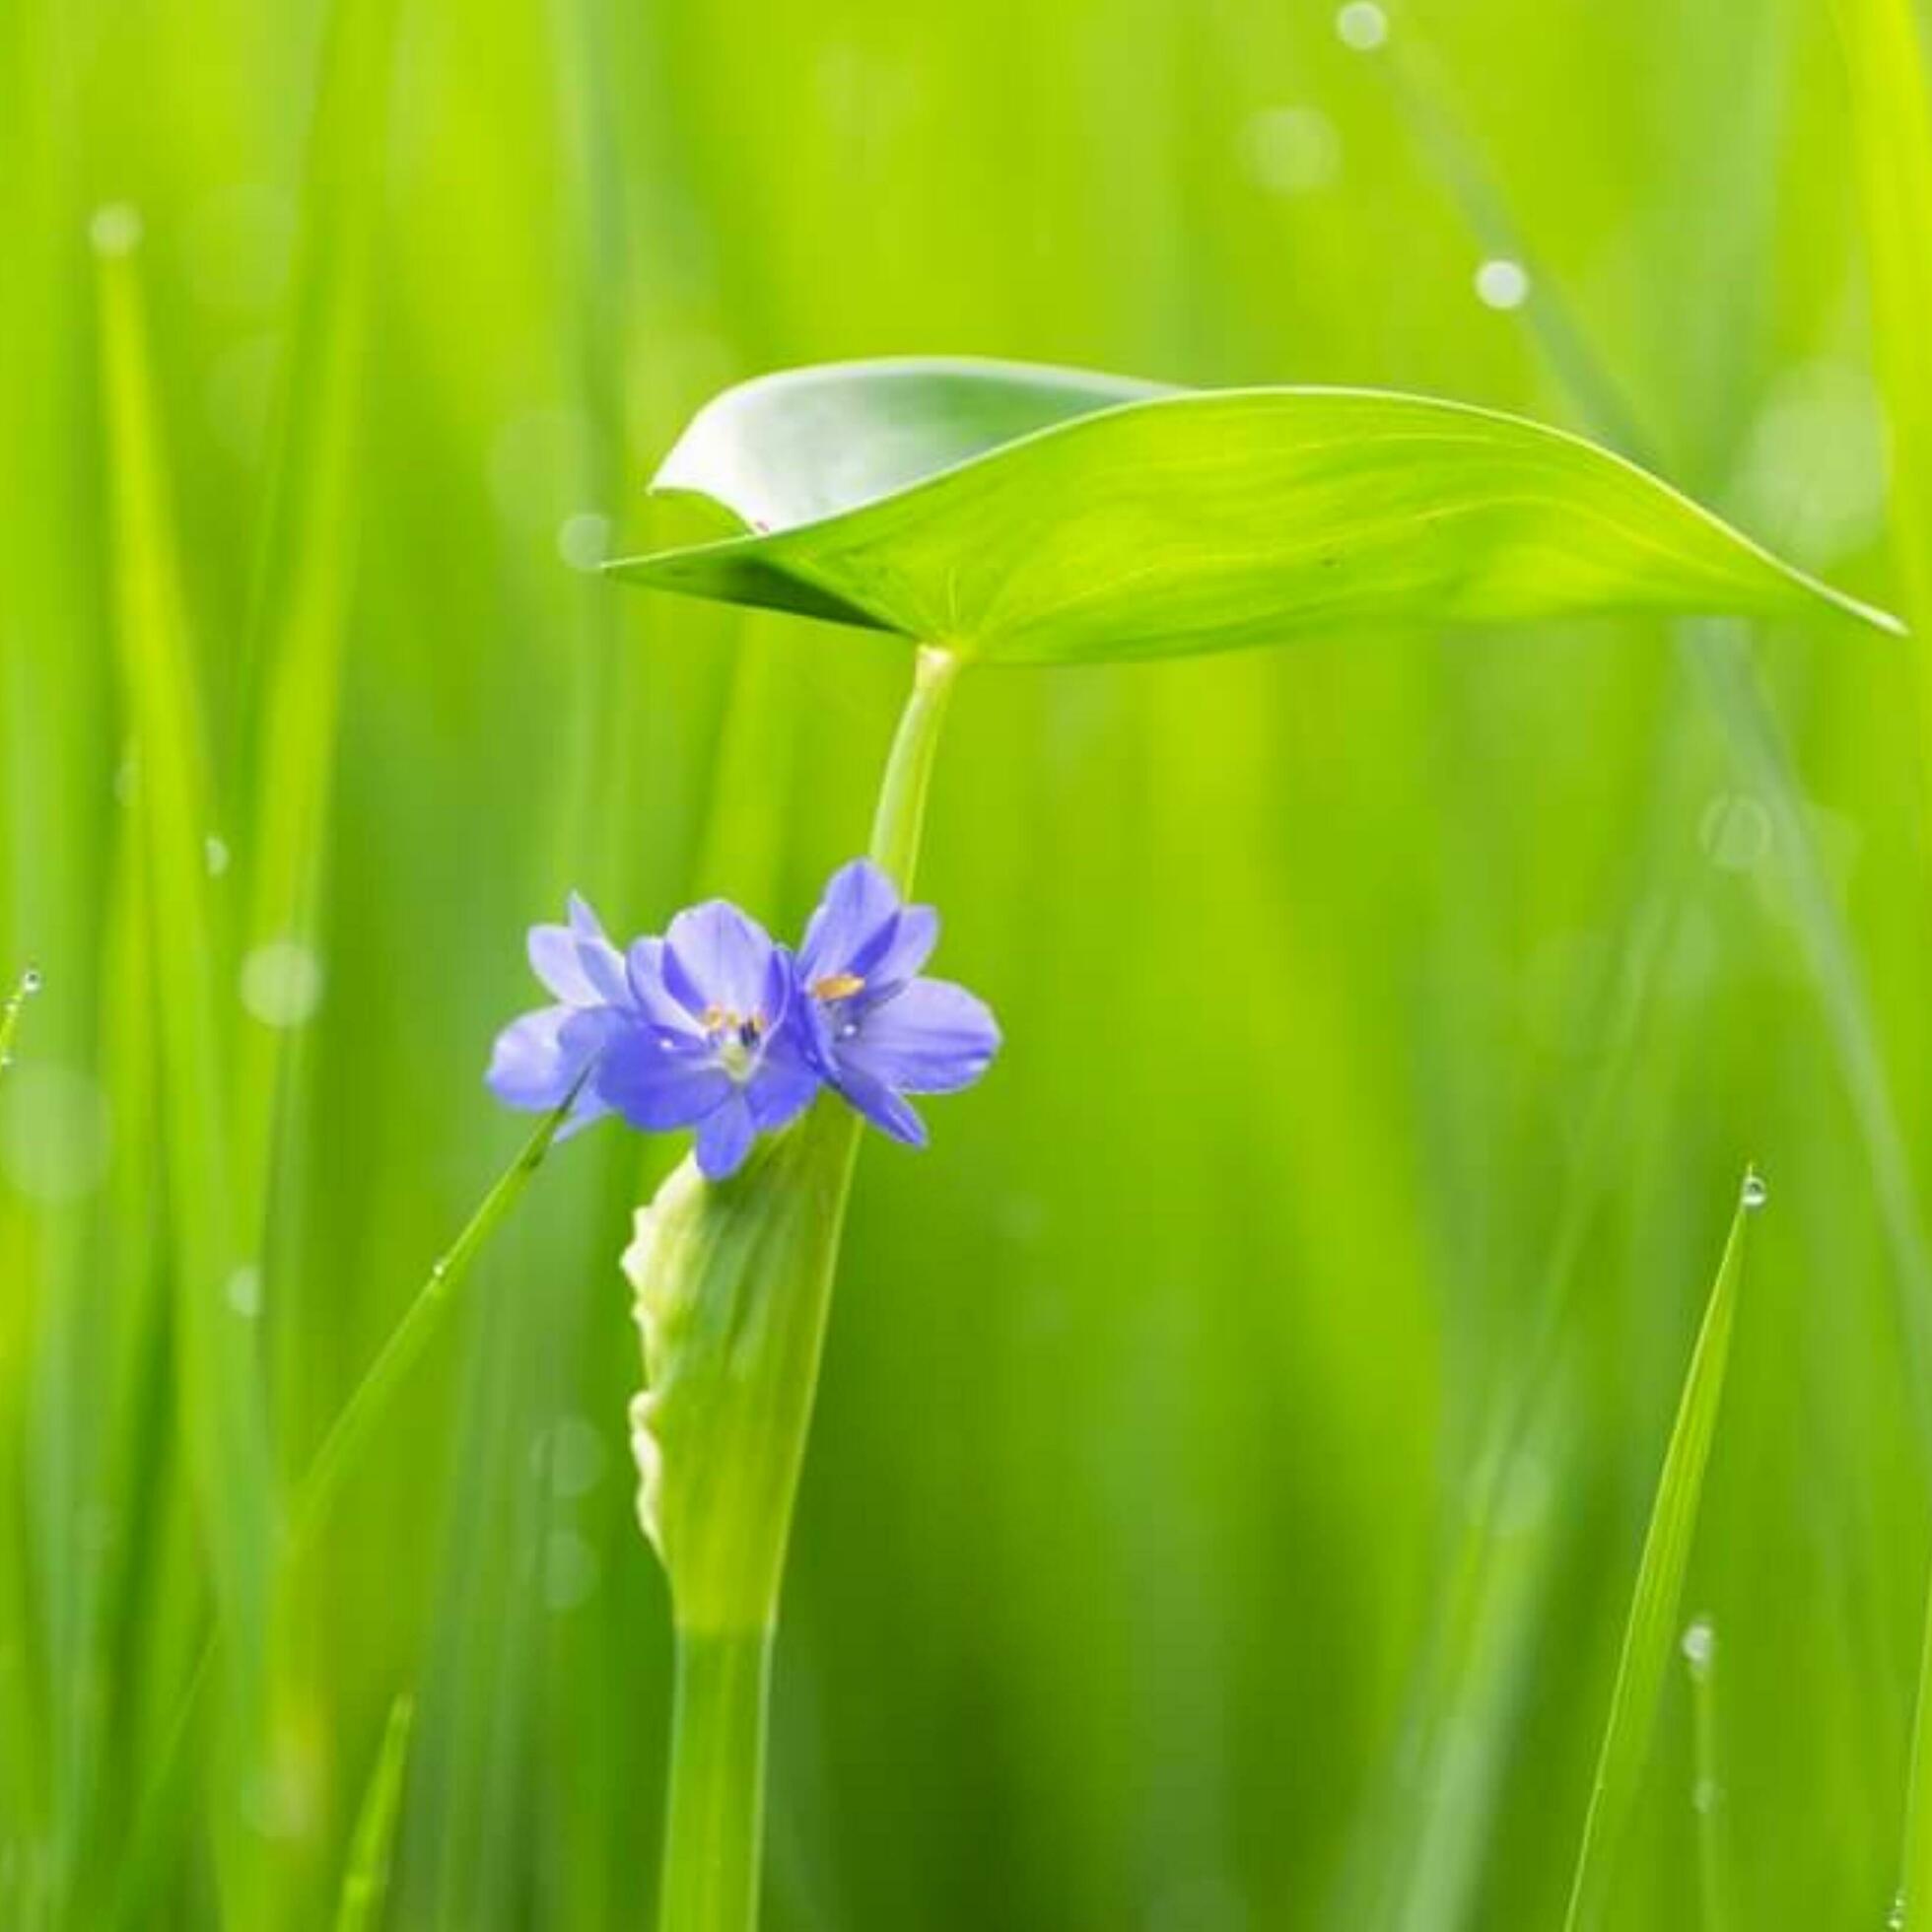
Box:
292, 1101, 574, 1533
868, 645, 960, 885
654, 643, 962, 1932
102, 1095, 574, 1932
658, 1631, 775, 1932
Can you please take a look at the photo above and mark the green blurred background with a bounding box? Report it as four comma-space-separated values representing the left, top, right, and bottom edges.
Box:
4, 0, 1930, 1924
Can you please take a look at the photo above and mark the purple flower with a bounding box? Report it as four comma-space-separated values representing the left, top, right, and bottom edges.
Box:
486, 893, 635, 1135
596, 901, 821, 1181
488, 869, 1000, 1175
796, 860, 1000, 1147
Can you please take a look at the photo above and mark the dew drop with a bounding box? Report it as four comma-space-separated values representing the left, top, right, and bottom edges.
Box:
430, 1259, 448, 1281
531, 1415, 607, 1498
240, 939, 324, 1029
1242, 105, 1342, 197
1741, 1170, 1768, 1212
225, 1264, 263, 1319
1475, 257, 1531, 311
1681, 1616, 1715, 1675
556, 511, 612, 573
89, 203, 144, 258
541, 1528, 601, 1612
20, 968, 41, 997
1891, 1890, 1906, 1931
204, 835, 232, 877
1336, 1, 1389, 50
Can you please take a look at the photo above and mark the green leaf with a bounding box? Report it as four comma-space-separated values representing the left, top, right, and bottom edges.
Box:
234, 0, 402, 1242
96, 220, 278, 1683
1562, 1174, 1758, 1932
607, 359, 1900, 660
1840, 0, 1932, 639
334, 1695, 414, 1932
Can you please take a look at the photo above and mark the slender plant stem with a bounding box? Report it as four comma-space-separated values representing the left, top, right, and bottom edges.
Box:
658, 1632, 776, 1932
293, 1096, 575, 1534
868, 645, 960, 884
103, 1097, 574, 1932
655, 643, 962, 1932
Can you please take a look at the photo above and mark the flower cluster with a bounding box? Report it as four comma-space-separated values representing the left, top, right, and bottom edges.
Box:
487, 861, 1000, 1180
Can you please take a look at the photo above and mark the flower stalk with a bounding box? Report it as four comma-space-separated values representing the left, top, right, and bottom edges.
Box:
638, 645, 961, 1932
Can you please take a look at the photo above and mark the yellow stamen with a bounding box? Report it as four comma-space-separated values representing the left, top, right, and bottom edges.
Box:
811, 972, 865, 1001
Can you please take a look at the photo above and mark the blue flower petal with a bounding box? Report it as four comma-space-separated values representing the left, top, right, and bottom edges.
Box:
842, 978, 1000, 1095
799, 860, 907, 983
663, 900, 777, 1020
487, 1003, 622, 1114
762, 943, 796, 1030
746, 1047, 820, 1134
527, 925, 600, 1005
833, 1060, 930, 1147
575, 936, 630, 1007
695, 1092, 758, 1179
597, 1029, 734, 1130
486, 1005, 579, 1108
864, 903, 939, 997
529, 895, 629, 1008
626, 936, 706, 1040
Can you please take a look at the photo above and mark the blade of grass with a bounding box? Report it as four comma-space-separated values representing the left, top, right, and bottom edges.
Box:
1373, 25, 1932, 1457
1561, 1175, 1758, 1932
102, 1097, 573, 1931
95, 205, 278, 1693
334, 1695, 415, 1932
1352, 882, 1682, 1929
1899, 1574, 1932, 1927
235, 0, 401, 1248
1683, 625, 1932, 1450
1376, 69, 1932, 1919
1836, 2, 1932, 1919
1838, 0, 1932, 646
292, 1099, 576, 1535
1682, 1617, 1729, 1932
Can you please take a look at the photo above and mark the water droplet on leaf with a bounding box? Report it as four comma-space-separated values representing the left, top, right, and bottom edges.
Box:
240, 939, 324, 1028
225, 1265, 263, 1319
1741, 1171, 1768, 1211
557, 511, 612, 573
1336, 1, 1389, 50
1681, 1617, 1715, 1675
1475, 258, 1531, 310
90, 203, 144, 257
